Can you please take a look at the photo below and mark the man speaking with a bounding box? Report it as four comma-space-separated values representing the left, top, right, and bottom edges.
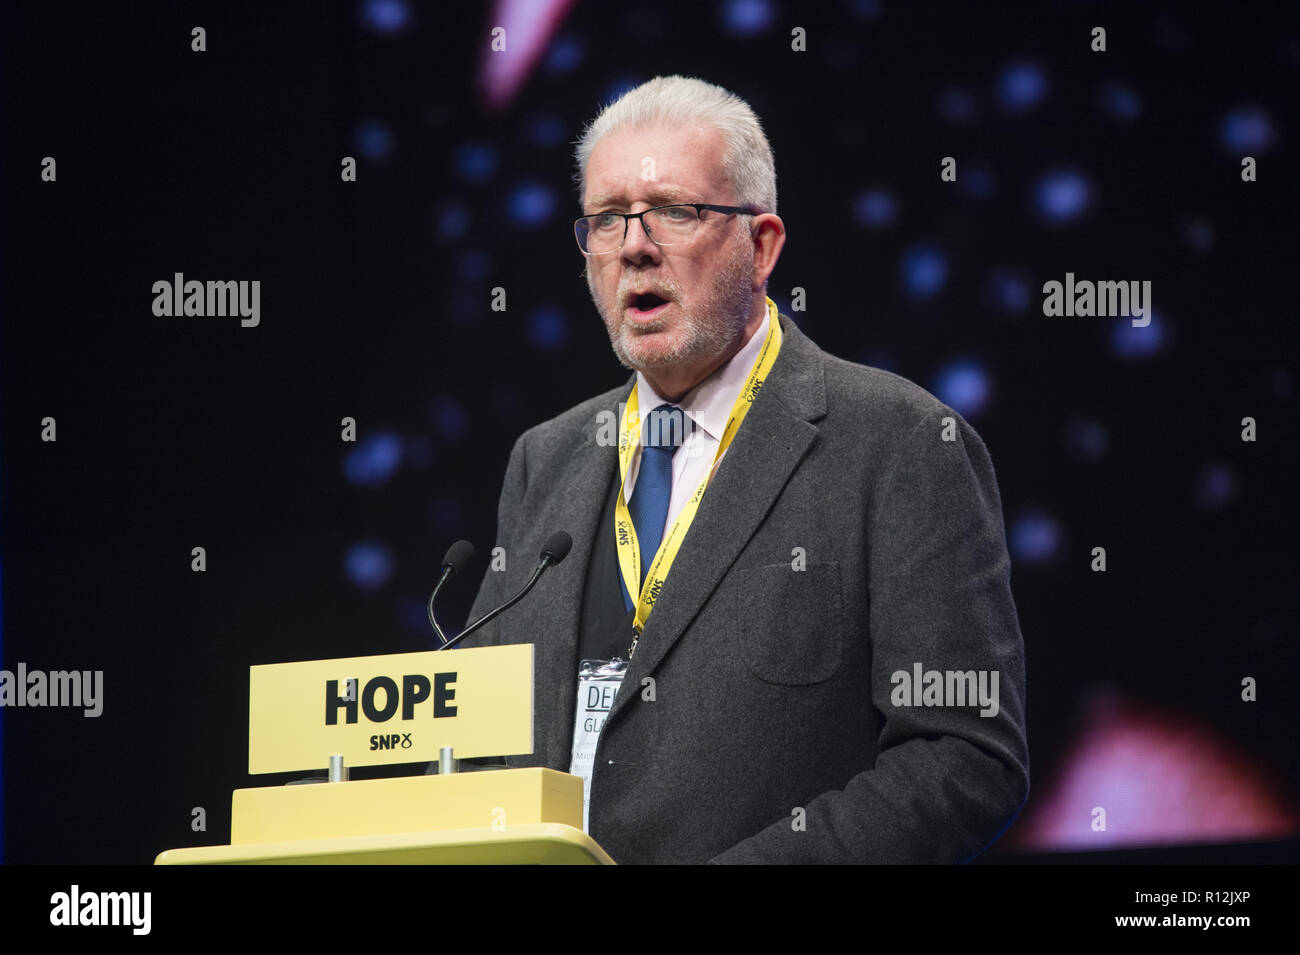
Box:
457, 75, 1029, 863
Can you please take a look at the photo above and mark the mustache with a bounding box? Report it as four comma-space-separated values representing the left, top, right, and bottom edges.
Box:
617, 278, 681, 306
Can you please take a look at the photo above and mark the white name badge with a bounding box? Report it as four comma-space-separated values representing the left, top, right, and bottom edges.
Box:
567, 658, 627, 833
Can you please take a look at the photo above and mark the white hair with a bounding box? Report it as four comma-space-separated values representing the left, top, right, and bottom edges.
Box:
573, 75, 777, 214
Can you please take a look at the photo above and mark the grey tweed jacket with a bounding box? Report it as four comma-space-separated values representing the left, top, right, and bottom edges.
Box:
456, 312, 1029, 864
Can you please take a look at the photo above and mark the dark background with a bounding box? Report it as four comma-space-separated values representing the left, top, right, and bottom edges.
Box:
1, 0, 1296, 863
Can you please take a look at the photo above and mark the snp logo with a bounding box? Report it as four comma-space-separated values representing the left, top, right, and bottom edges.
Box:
369, 733, 413, 751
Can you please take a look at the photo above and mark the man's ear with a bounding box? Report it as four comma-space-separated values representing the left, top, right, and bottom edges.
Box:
751, 213, 786, 290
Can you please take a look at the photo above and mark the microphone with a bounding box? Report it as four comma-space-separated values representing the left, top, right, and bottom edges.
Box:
428, 540, 476, 647
540, 530, 573, 564
439, 531, 572, 650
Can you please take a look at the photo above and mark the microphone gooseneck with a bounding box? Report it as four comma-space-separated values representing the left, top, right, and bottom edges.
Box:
428, 540, 476, 646
439, 531, 572, 650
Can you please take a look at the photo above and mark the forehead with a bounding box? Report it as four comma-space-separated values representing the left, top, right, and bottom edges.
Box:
584, 121, 732, 208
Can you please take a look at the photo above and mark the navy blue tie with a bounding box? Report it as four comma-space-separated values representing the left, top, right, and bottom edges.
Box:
621, 403, 691, 611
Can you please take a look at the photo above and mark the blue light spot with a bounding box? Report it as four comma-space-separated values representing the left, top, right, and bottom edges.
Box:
1220, 107, 1274, 152
988, 268, 1030, 312
354, 120, 395, 161
434, 202, 471, 242
343, 432, 404, 488
998, 62, 1048, 112
861, 349, 895, 372
545, 34, 585, 73
529, 306, 570, 350
721, 0, 776, 37
938, 88, 980, 125
458, 250, 490, 282
525, 113, 567, 148
1193, 463, 1236, 509
1009, 511, 1064, 565
344, 541, 395, 592
1100, 83, 1142, 122
846, 0, 883, 20
1110, 312, 1167, 360
900, 244, 948, 300
959, 163, 994, 199
432, 396, 469, 440
1064, 416, 1108, 461
1035, 170, 1092, 225
398, 595, 432, 637
604, 76, 643, 104
456, 143, 498, 184
932, 359, 993, 418
507, 182, 557, 227
360, 0, 411, 34
853, 189, 898, 228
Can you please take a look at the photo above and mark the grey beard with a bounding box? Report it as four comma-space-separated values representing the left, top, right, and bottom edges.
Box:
588, 236, 755, 373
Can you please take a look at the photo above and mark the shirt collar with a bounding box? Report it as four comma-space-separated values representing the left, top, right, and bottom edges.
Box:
634, 305, 772, 442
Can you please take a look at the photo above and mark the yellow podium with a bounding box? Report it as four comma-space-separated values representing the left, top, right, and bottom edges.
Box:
156, 768, 613, 865
156, 644, 614, 865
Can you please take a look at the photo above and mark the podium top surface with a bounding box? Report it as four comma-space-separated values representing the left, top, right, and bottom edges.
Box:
156, 822, 614, 865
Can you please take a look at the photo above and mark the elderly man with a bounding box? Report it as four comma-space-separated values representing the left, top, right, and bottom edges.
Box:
458, 75, 1028, 863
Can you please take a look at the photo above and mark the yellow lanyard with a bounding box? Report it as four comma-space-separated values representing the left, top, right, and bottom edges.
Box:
615, 297, 783, 656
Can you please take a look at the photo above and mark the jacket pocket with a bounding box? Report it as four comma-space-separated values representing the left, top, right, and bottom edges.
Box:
732, 561, 843, 685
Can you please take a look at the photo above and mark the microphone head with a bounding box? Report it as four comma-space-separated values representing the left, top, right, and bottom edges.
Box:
540, 531, 572, 565
441, 539, 476, 577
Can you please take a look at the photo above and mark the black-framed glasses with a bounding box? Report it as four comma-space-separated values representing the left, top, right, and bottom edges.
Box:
573, 203, 760, 255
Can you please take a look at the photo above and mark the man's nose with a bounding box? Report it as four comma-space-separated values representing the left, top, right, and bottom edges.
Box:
621, 214, 661, 262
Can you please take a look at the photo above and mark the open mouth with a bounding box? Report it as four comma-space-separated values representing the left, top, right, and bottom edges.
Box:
628, 292, 671, 318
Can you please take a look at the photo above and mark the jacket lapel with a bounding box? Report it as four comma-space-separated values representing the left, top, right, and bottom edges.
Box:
523, 391, 626, 769
604, 313, 829, 726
